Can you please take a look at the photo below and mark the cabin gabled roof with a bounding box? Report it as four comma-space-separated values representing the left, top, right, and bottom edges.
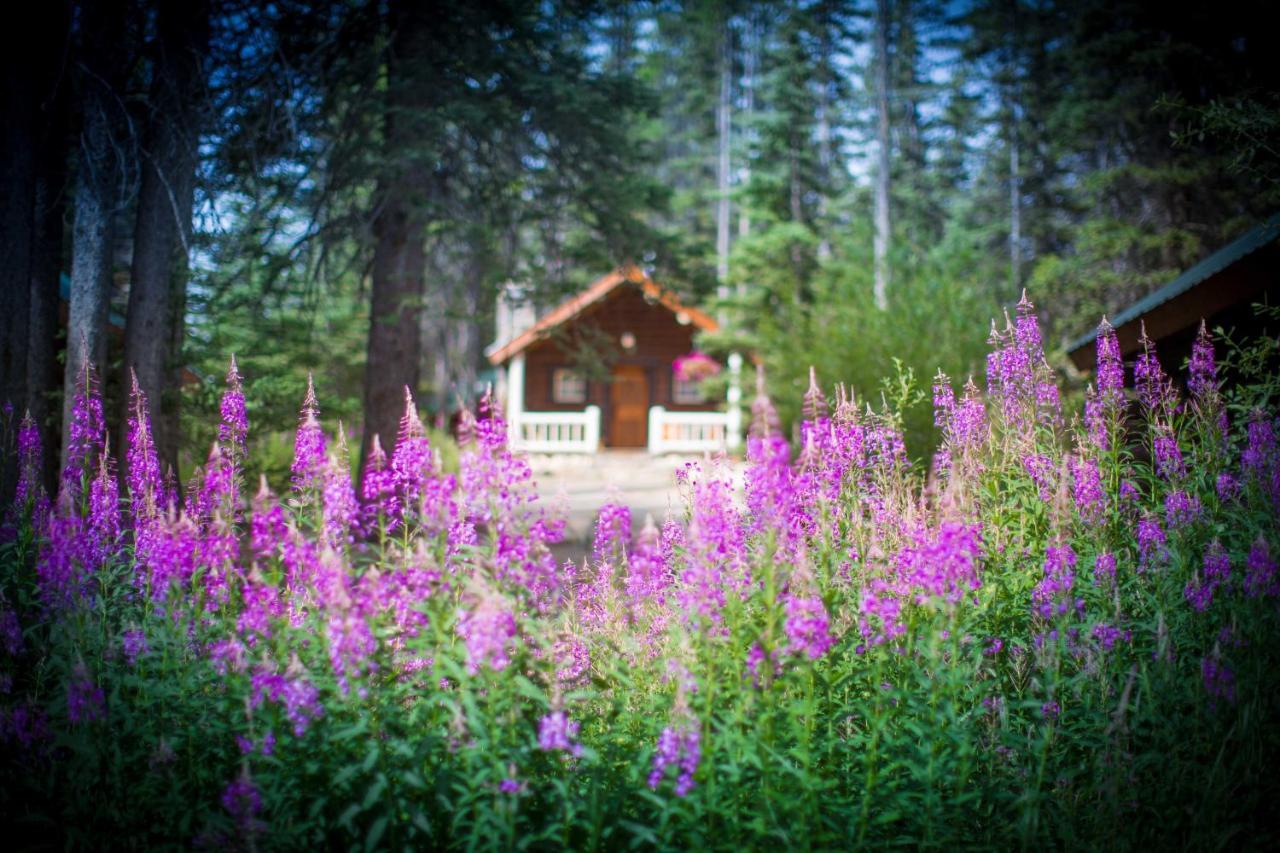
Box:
486, 264, 718, 366
1066, 213, 1280, 370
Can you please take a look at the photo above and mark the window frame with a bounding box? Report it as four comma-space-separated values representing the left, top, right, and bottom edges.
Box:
671, 376, 706, 405
551, 367, 588, 404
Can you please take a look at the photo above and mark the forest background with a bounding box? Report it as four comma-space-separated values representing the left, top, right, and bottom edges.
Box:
2, 0, 1278, 495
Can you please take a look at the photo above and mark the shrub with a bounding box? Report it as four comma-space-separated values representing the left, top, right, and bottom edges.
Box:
1, 296, 1278, 848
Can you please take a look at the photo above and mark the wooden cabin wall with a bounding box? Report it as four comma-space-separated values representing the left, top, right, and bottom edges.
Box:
520, 285, 715, 441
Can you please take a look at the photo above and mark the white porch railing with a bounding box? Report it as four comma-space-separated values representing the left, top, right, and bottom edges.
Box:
511, 406, 601, 453
647, 406, 734, 454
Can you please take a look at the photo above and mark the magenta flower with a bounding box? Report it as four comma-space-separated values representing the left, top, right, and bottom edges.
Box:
121, 628, 149, 667
1093, 551, 1117, 588
1201, 655, 1236, 707
1071, 456, 1107, 525
537, 711, 584, 756
648, 723, 701, 796
1187, 321, 1217, 399
1032, 545, 1078, 621
61, 364, 105, 500
250, 666, 325, 736
1244, 539, 1277, 598
67, 662, 105, 724
593, 502, 632, 563
1135, 326, 1175, 414
1164, 490, 1203, 529
291, 375, 326, 493
457, 597, 517, 674
219, 356, 248, 462
125, 372, 163, 521
783, 594, 835, 660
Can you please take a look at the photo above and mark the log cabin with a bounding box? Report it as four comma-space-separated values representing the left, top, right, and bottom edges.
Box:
485, 265, 743, 454
1067, 213, 1279, 381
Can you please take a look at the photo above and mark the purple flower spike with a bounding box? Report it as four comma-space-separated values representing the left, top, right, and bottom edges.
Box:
784, 594, 835, 660
125, 372, 163, 522
1188, 321, 1217, 399
291, 375, 327, 493
538, 711, 584, 757
62, 364, 106, 499
390, 387, 433, 510
648, 723, 701, 796
219, 356, 248, 463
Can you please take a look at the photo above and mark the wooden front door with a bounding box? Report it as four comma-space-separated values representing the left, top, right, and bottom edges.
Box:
609, 365, 648, 447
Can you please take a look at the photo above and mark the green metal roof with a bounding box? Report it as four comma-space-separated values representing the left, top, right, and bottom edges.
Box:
1067, 213, 1280, 355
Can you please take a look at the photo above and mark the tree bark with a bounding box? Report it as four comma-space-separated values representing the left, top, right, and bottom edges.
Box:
361, 0, 430, 480
62, 0, 132, 471
29, 0, 74, 495
873, 0, 892, 311
715, 18, 732, 293
123, 0, 208, 482
0, 30, 37, 419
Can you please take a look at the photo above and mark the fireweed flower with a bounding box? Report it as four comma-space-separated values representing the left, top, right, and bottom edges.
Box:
1091, 622, 1129, 652
61, 364, 105, 500
221, 770, 264, 840
678, 473, 746, 631
121, 628, 149, 666
1134, 326, 1176, 414
1244, 539, 1278, 598
0, 600, 22, 656
1093, 551, 1118, 588
457, 595, 517, 674
291, 376, 326, 493
857, 579, 906, 651
250, 667, 325, 737
537, 711, 584, 757
1216, 472, 1240, 502
1164, 490, 1203, 529
322, 444, 358, 548
648, 723, 701, 796
1201, 654, 1236, 707
361, 434, 399, 529
67, 662, 105, 724
1032, 545, 1079, 621
593, 501, 632, 563
900, 522, 984, 606
125, 373, 163, 522
1071, 456, 1107, 524
1085, 320, 1127, 450
390, 388, 433, 513
1152, 429, 1186, 481
783, 594, 836, 660
1136, 516, 1168, 571
218, 356, 248, 462
1186, 321, 1217, 399
1023, 454, 1057, 501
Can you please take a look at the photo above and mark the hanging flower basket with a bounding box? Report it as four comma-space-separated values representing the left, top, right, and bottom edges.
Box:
672, 351, 720, 382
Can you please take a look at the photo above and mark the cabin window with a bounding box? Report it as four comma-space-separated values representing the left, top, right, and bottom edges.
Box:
672, 377, 706, 405
552, 368, 587, 404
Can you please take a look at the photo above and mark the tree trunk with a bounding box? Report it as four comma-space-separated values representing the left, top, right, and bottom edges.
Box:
0, 19, 39, 502
816, 4, 834, 262
361, 0, 431, 479
737, 13, 755, 246
123, 0, 208, 483
873, 0, 892, 311
715, 18, 732, 294
29, 0, 73, 495
62, 0, 131, 472
0, 34, 37, 418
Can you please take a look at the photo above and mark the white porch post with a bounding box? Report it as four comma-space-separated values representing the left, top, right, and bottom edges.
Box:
506, 354, 525, 444
726, 352, 743, 452
648, 406, 666, 454
584, 405, 602, 451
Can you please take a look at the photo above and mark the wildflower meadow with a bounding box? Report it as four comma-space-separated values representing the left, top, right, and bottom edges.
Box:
2, 296, 1279, 848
